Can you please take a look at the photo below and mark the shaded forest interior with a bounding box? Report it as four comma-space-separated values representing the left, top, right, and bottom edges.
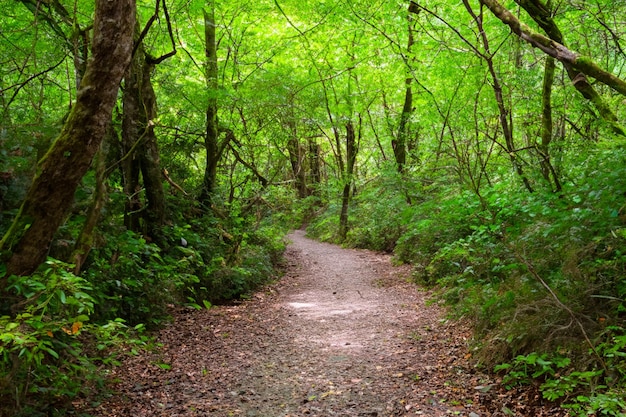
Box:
1, 0, 626, 416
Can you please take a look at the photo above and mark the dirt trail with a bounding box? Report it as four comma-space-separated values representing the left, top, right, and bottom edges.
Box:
88, 230, 564, 416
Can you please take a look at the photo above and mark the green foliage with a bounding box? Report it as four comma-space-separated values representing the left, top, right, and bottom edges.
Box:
306, 201, 343, 243
495, 350, 626, 416
395, 189, 483, 283
0, 260, 98, 415
494, 352, 572, 389
84, 218, 284, 325
305, 144, 626, 414
84, 230, 191, 327
2, 0, 626, 413
344, 172, 410, 252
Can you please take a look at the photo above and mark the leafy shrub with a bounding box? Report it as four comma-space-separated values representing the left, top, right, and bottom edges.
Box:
306, 201, 342, 242
395, 190, 482, 283
344, 185, 407, 252
0, 259, 99, 416
495, 350, 626, 416
84, 230, 196, 327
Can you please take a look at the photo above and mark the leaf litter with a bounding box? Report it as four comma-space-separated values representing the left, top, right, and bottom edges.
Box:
82, 230, 567, 416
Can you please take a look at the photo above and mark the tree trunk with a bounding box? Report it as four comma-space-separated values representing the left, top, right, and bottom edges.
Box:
308, 139, 321, 193
199, 3, 220, 209
394, 83, 411, 173
139, 57, 166, 240
121, 23, 144, 232
339, 120, 358, 242
0, 0, 135, 278
72, 127, 114, 274
394, 2, 419, 173
338, 182, 351, 241
481, 0, 626, 135
539, 56, 562, 191
286, 115, 308, 198
120, 21, 166, 240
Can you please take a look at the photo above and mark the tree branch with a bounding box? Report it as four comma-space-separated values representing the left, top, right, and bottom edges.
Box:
481, 0, 626, 98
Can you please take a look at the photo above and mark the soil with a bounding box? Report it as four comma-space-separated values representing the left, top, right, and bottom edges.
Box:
83, 230, 567, 416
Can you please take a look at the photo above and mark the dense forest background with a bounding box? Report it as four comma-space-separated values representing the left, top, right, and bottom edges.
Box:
1, 0, 625, 415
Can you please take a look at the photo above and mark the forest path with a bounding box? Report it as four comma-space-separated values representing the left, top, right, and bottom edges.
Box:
89, 230, 562, 417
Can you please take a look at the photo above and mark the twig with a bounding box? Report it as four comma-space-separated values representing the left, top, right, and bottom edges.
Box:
514, 251, 608, 373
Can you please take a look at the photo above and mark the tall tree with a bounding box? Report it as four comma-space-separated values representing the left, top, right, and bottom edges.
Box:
0, 0, 135, 278
199, 1, 222, 208
339, 118, 359, 241
538, 55, 562, 191
463, 0, 534, 193
120, 10, 174, 240
393, 1, 420, 174
284, 94, 309, 199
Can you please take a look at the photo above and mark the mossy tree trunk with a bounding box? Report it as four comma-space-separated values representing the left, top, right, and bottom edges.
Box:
121, 23, 144, 233
121, 20, 167, 240
139, 57, 166, 239
515, 0, 625, 137
393, 2, 419, 174
199, 2, 220, 209
71, 127, 115, 274
539, 56, 562, 191
482, 0, 626, 136
339, 119, 359, 242
0, 0, 135, 279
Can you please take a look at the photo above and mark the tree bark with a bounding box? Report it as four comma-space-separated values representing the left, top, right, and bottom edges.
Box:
120, 20, 167, 239
0, 0, 135, 278
72, 127, 114, 274
286, 114, 308, 198
199, 3, 220, 209
481, 0, 626, 136
514, 0, 625, 137
308, 139, 321, 193
394, 2, 419, 173
139, 56, 166, 240
539, 56, 562, 191
121, 23, 144, 232
339, 119, 359, 242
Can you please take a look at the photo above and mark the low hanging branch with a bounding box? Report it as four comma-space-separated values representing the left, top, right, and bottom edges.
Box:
480, 0, 626, 97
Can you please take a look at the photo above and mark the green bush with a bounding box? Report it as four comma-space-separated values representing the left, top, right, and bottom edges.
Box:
495, 349, 626, 416
0, 260, 99, 416
84, 230, 195, 327
395, 190, 482, 283
344, 186, 407, 252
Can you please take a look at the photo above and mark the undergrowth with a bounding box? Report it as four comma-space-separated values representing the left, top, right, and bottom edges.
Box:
1, 196, 290, 416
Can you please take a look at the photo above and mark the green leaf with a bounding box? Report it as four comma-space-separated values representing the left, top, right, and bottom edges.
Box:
42, 346, 59, 359
74, 314, 90, 322
5, 322, 19, 331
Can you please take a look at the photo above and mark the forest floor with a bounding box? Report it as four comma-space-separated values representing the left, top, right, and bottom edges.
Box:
83, 230, 567, 416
